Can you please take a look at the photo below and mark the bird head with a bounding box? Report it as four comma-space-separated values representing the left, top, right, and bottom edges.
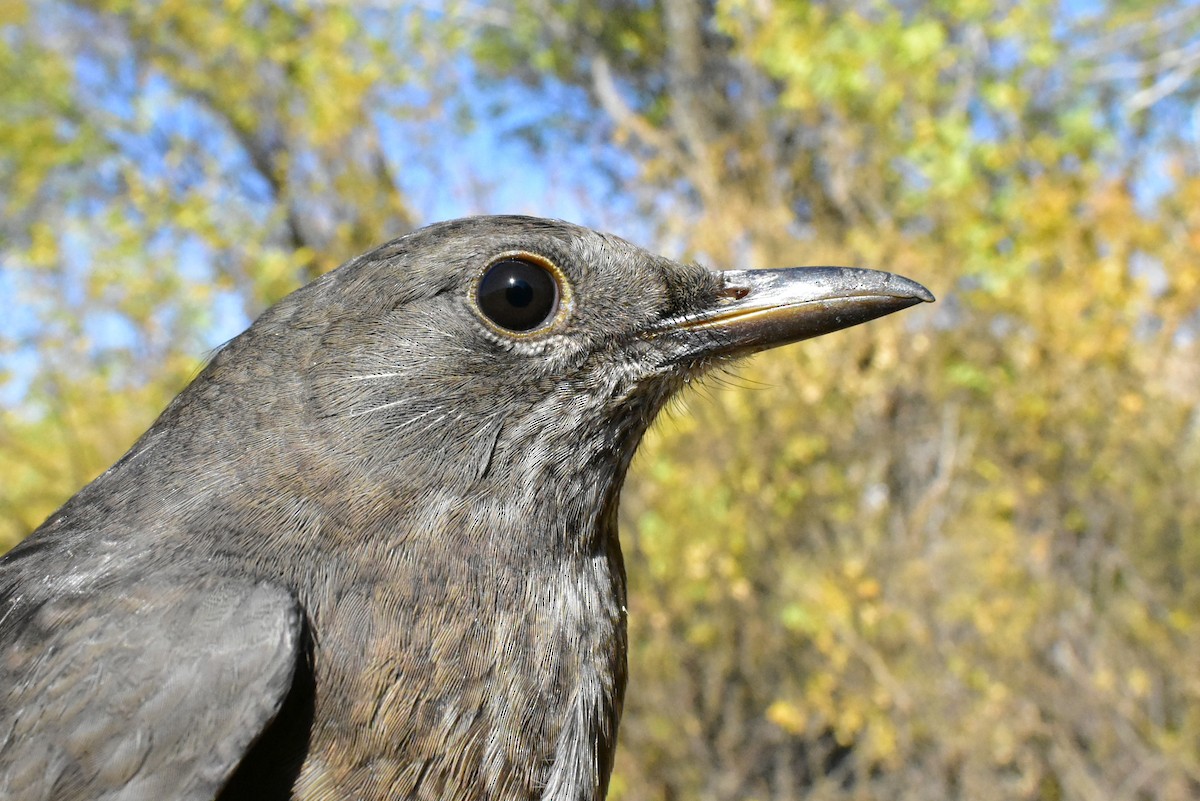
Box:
181, 216, 931, 560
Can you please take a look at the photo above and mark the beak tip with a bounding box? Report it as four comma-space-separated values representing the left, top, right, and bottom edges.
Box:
891, 275, 935, 305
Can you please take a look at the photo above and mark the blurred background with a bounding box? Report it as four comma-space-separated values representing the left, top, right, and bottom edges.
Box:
2, 1, 1200, 798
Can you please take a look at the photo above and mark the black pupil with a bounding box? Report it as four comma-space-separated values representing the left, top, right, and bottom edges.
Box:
476, 258, 559, 333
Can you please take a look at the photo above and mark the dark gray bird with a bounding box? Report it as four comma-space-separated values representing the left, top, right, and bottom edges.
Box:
0, 216, 932, 801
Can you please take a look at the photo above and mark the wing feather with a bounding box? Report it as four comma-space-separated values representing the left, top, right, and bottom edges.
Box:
0, 575, 302, 801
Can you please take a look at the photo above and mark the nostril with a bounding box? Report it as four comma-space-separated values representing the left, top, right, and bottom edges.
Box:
716, 283, 750, 301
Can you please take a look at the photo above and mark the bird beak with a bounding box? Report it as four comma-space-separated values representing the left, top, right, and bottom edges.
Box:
668, 267, 935, 358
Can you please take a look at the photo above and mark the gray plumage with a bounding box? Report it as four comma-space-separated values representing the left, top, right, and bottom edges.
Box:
0, 216, 932, 800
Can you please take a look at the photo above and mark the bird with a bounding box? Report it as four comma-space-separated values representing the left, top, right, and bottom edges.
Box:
0, 215, 932, 801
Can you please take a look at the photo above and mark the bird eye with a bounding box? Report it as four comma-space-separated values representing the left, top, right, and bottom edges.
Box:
476, 257, 561, 333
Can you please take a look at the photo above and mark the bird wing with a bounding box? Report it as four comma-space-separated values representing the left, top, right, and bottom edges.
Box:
0, 574, 303, 801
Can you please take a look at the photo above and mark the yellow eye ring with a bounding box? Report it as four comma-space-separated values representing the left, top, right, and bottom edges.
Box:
471, 251, 573, 338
